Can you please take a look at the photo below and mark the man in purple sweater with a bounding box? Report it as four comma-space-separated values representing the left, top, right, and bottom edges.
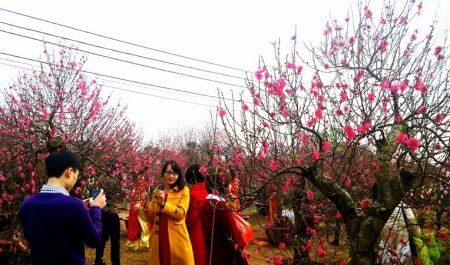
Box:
19, 151, 107, 265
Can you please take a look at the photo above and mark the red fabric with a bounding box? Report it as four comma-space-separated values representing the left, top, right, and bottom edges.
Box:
128, 176, 150, 241
269, 196, 278, 224
159, 195, 170, 265
201, 198, 249, 265
186, 183, 208, 265
232, 213, 254, 248
127, 203, 140, 241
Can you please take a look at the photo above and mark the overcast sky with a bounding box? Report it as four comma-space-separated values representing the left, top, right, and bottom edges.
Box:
0, 0, 449, 141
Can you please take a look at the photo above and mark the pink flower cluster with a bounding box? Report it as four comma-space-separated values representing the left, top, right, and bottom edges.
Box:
395, 133, 421, 152
343, 125, 356, 139
218, 108, 226, 117
270, 160, 278, 171
363, 6, 373, 19
377, 39, 389, 53
415, 78, 427, 93
254, 66, 270, 81
307, 190, 314, 201
360, 198, 372, 209
434, 46, 444, 61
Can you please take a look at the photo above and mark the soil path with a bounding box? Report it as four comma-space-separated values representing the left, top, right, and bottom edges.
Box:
84, 211, 277, 265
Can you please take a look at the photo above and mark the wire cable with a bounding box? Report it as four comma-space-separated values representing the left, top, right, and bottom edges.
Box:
0, 21, 247, 81
0, 7, 251, 73
0, 57, 213, 100
0, 28, 247, 89
0, 52, 245, 103
0, 60, 217, 108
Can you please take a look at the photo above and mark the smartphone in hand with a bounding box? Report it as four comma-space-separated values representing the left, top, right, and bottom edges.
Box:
90, 189, 101, 199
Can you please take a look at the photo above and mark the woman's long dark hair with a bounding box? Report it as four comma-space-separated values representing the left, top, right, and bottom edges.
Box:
185, 163, 205, 184
161, 160, 186, 190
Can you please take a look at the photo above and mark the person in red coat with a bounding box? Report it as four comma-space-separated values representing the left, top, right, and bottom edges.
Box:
126, 177, 151, 251
201, 177, 249, 265
185, 164, 209, 265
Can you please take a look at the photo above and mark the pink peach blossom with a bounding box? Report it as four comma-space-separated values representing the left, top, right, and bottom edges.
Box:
317, 248, 327, 257
315, 108, 323, 119
407, 138, 420, 152
372, 162, 380, 171
415, 78, 427, 93
436, 113, 444, 124
380, 80, 390, 89
255, 71, 263, 80
417, 106, 426, 113
270, 161, 278, 171
322, 140, 330, 153
343, 125, 356, 139
313, 151, 320, 160
307, 190, 314, 201
395, 133, 409, 144
364, 6, 373, 19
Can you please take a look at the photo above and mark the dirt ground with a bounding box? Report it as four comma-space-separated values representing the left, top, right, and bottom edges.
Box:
85, 210, 347, 265
84, 211, 145, 265
84, 210, 282, 265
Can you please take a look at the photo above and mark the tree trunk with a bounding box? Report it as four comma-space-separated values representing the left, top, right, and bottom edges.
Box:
349, 250, 377, 265
292, 216, 310, 263
345, 138, 409, 264
292, 190, 310, 263
346, 214, 390, 265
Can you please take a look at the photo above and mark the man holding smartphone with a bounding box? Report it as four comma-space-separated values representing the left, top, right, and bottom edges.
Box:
19, 151, 107, 265
94, 179, 121, 265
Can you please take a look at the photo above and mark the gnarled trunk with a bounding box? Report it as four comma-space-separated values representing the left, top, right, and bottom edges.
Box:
346, 215, 388, 265
292, 191, 310, 263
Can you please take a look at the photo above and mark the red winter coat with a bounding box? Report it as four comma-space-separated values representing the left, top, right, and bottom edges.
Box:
201, 195, 249, 265
186, 183, 208, 265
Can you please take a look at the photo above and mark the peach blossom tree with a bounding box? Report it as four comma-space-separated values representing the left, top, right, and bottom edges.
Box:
0, 45, 150, 245
219, 0, 449, 264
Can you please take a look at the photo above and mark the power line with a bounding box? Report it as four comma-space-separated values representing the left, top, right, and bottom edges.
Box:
0, 28, 247, 89
0, 7, 251, 73
0, 52, 244, 103
0, 57, 209, 99
0, 60, 217, 108
0, 21, 247, 81
103, 84, 216, 108
0, 57, 206, 103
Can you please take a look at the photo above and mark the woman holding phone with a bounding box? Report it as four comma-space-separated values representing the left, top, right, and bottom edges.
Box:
138, 160, 194, 265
